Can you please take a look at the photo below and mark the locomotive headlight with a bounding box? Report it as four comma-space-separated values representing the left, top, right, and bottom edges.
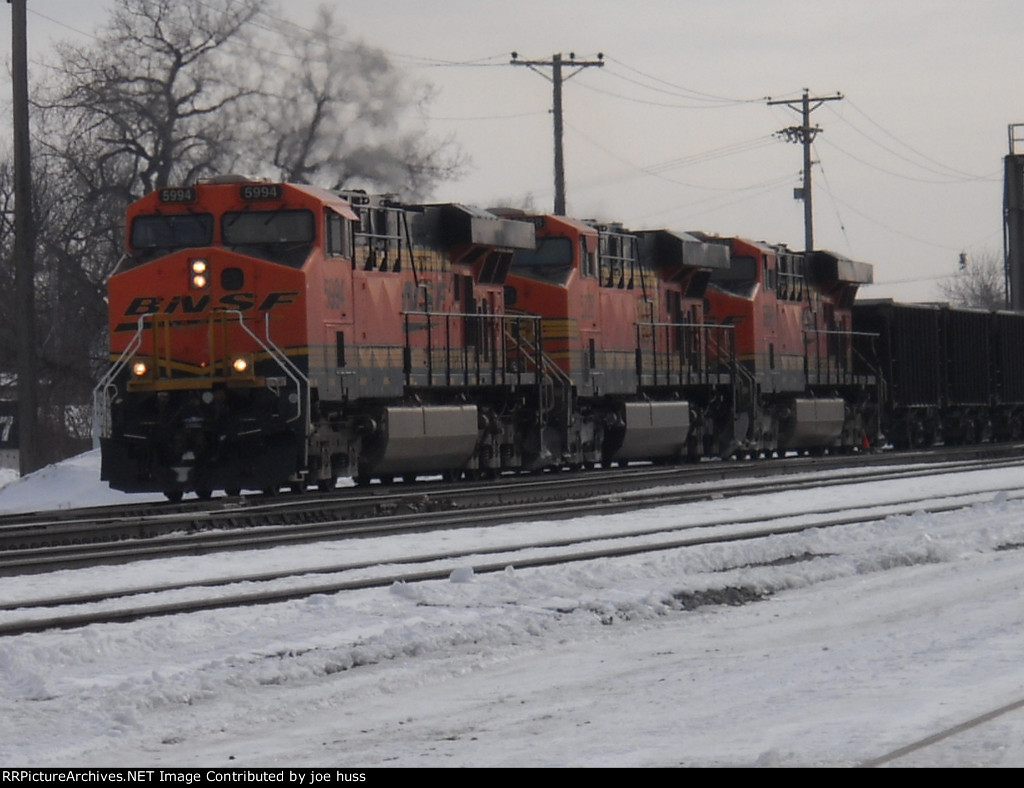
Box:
230, 355, 251, 375
131, 360, 148, 378
190, 258, 210, 290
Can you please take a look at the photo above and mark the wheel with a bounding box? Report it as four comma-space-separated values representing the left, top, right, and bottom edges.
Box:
195, 489, 213, 501
164, 490, 183, 503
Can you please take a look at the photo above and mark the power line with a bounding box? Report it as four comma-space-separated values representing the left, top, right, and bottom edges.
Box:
25, 7, 99, 40
625, 173, 797, 226
426, 110, 547, 122
836, 99, 991, 181
564, 121, 779, 193
817, 136, 1000, 185
601, 55, 767, 105
811, 141, 852, 255
643, 136, 778, 175
819, 188, 970, 252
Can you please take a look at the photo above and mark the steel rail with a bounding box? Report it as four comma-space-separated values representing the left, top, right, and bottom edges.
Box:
2, 454, 1022, 578
2, 479, 1021, 637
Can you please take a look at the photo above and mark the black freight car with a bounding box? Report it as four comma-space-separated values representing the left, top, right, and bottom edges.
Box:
991, 310, 1024, 440
853, 300, 1024, 447
940, 306, 993, 444
852, 300, 943, 448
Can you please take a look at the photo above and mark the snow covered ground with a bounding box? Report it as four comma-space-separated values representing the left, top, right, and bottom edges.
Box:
2, 451, 1024, 767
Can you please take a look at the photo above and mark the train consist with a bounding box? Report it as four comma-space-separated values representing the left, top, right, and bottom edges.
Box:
90, 177, 1017, 500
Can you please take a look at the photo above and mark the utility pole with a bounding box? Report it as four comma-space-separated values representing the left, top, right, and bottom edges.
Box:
9, 0, 39, 474
510, 51, 604, 216
767, 88, 843, 253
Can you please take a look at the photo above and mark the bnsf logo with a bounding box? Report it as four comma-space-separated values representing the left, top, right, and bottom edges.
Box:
115, 291, 299, 331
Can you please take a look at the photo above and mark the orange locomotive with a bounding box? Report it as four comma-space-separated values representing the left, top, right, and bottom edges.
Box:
500, 213, 735, 464
700, 236, 876, 455
94, 178, 535, 498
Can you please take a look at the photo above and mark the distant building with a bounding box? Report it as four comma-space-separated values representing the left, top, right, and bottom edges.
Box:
0, 373, 18, 472
0, 399, 18, 473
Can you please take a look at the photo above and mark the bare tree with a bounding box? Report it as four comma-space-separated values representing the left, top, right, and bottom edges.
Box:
0, 157, 15, 377
938, 250, 1007, 310
15, 0, 466, 464
37, 0, 265, 201
250, 6, 465, 199
0, 151, 100, 461
39, 0, 464, 205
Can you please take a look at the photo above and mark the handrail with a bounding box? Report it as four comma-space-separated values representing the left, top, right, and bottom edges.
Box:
232, 310, 310, 430
90, 310, 313, 450
634, 319, 737, 387
400, 310, 563, 417
91, 314, 147, 445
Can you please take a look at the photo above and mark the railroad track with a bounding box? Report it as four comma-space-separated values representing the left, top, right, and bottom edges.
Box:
3, 447, 1024, 579
2, 460, 1022, 637
3, 442, 1023, 564
859, 696, 1024, 767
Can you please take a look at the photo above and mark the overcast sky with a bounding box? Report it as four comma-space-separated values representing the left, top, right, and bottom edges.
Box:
4, 0, 1023, 300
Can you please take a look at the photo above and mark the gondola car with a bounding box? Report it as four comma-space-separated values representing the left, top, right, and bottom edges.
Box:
852, 301, 1024, 447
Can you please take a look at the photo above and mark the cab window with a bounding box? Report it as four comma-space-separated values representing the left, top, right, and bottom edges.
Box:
129, 213, 214, 263
221, 209, 315, 267
710, 255, 758, 297
510, 236, 573, 285
326, 211, 352, 258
